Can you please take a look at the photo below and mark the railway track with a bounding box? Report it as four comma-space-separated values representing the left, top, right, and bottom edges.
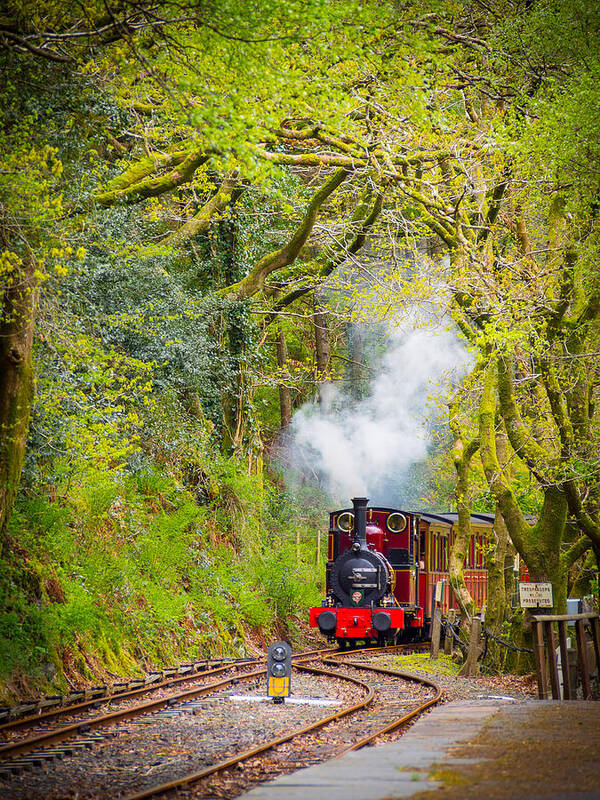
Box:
125, 648, 440, 800
0, 644, 440, 799
0, 649, 335, 760
0, 651, 331, 737
0, 661, 245, 739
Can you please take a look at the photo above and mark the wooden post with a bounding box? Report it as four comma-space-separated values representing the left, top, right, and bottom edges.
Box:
557, 620, 572, 700
544, 620, 560, 700
316, 529, 321, 564
430, 604, 442, 660
532, 612, 599, 700
444, 609, 455, 655
575, 619, 592, 700
444, 625, 453, 656
590, 617, 600, 676
458, 616, 481, 677
532, 620, 548, 699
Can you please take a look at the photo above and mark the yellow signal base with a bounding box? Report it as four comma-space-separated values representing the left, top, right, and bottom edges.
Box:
268, 676, 290, 697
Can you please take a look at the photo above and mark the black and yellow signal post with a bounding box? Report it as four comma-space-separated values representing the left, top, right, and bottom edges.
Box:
267, 641, 292, 703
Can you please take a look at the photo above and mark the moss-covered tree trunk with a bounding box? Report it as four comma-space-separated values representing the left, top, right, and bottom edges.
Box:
0, 248, 37, 543
481, 358, 569, 609
448, 398, 478, 627
220, 218, 247, 454
314, 299, 330, 406
479, 359, 571, 670
275, 329, 292, 428
484, 423, 515, 670
485, 505, 510, 671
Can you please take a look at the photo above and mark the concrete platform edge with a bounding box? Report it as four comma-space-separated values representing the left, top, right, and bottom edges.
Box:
238, 698, 512, 800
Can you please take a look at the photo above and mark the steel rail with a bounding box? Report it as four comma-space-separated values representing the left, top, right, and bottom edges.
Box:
0, 666, 269, 761
0, 659, 246, 730
328, 641, 430, 661
123, 662, 375, 800
321, 658, 442, 754
121, 649, 439, 800
0, 664, 233, 735
0, 649, 337, 760
0, 647, 335, 739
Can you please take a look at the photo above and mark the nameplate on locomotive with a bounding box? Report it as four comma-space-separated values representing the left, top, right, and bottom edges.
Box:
350, 567, 377, 587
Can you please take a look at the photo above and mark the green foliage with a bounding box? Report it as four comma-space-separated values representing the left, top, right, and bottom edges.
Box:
4, 0, 599, 695
1, 452, 325, 698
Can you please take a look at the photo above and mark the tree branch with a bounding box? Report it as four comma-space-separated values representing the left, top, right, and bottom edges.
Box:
96, 149, 208, 206
479, 358, 530, 557
220, 168, 349, 300
164, 173, 243, 246
265, 186, 384, 322
496, 355, 554, 480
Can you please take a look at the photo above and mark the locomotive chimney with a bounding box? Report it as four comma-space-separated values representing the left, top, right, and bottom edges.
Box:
352, 496, 368, 549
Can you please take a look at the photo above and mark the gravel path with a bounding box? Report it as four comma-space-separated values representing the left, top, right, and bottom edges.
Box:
375, 654, 537, 702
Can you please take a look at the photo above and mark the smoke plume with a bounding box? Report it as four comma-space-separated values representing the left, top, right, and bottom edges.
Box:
281, 306, 471, 508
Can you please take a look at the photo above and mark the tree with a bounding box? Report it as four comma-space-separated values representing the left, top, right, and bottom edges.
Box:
0, 0, 370, 533
3, 0, 600, 624
0, 61, 69, 538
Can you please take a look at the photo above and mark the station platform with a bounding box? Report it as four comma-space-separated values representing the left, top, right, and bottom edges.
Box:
239, 698, 600, 800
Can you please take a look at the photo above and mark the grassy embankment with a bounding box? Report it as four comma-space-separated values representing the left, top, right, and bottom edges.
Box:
1, 447, 325, 702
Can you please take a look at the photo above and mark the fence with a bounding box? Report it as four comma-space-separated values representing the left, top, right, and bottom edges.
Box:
532, 613, 600, 700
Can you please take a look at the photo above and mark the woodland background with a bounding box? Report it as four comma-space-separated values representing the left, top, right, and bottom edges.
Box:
1, 0, 599, 700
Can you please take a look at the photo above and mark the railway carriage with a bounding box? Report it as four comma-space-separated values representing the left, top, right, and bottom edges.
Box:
309, 498, 493, 646
418, 512, 491, 621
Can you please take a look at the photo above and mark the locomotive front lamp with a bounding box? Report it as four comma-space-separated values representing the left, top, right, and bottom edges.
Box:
387, 512, 407, 533
267, 641, 292, 703
337, 511, 354, 532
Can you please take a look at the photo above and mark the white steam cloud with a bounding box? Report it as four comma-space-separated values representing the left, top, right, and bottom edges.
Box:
282, 308, 471, 507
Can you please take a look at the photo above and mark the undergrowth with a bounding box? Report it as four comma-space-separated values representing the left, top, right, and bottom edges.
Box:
392, 652, 460, 677
0, 456, 325, 702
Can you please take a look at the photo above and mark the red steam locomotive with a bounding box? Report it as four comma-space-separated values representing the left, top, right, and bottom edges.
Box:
309, 497, 492, 646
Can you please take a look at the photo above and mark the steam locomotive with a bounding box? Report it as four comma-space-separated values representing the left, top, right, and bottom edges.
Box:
309, 497, 492, 646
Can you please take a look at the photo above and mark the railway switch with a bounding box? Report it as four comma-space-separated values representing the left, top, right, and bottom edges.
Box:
267, 641, 292, 703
